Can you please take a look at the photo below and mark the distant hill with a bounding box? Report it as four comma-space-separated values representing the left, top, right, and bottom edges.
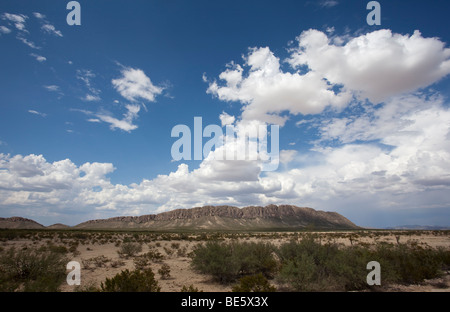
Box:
385, 225, 450, 230
0, 217, 45, 229
74, 205, 360, 230
47, 223, 71, 229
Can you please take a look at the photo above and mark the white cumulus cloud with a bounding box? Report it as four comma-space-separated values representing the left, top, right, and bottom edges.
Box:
288, 29, 450, 103
112, 66, 164, 103
207, 47, 351, 125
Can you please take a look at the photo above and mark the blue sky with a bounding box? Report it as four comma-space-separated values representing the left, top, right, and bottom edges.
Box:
1, 0, 450, 227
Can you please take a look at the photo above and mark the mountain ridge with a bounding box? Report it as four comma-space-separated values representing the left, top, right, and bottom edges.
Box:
75, 204, 359, 230
0, 205, 360, 230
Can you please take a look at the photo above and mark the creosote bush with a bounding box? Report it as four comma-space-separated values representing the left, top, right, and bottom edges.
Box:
232, 273, 277, 292
158, 263, 171, 279
190, 241, 277, 283
100, 268, 160, 292
0, 246, 68, 292
117, 242, 142, 258
180, 284, 202, 292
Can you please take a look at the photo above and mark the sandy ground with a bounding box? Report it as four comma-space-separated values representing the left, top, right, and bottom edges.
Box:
1, 230, 449, 292
61, 240, 231, 292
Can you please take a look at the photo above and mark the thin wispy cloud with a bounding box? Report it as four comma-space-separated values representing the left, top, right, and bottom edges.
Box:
1, 13, 28, 32
0, 25, 11, 34
43, 85, 64, 98
32, 12, 46, 20
74, 105, 140, 132
77, 69, 101, 102
28, 110, 47, 117
17, 36, 40, 49
30, 53, 46, 62
72, 64, 166, 132
41, 24, 63, 37
320, 0, 339, 8
95, 105, 140, 132
33, 11, 63, 37
83, 94, 101, 102
43, 85, 61, 92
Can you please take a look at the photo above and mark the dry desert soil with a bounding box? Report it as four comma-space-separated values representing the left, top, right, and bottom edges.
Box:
1, 230, 449, 292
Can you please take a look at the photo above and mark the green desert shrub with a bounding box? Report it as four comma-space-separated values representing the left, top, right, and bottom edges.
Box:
190, 241, 239, 283
158, 264, 171, 279
190, 241, 277, 283
232, 273, 277, 292
372, 242, 449, 285
180, 284, 202, 292
117, 242, 142, 258
100, 268, 160, 292
0, 247, 68, 292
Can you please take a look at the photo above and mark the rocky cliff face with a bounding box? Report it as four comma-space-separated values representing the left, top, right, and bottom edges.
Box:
75, 205, 359, 230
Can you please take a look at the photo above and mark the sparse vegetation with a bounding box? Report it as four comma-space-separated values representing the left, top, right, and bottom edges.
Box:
82, 255, 111, 270
232, 273, 277, 292
100, 268, 160, 292
190, 234, 450, 291
117, 242, 142, 258
190, 241, 277, 283
180, 284, 202, 292
0, 229, 448, 292
0, 246, 68, 291
158, 264, 171, 279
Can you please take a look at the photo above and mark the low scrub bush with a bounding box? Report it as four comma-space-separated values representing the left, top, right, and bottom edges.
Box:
190, 241, 277, 283
180, 284, 202, 292
83, 255, 110, 270
117, 242, 142, 258
0, 247, 68, 291
232, 273, 277, 292
158, 264, 171, 279
100, 268, 160, 292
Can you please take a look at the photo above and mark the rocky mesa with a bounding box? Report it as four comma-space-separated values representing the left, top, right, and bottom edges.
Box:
0, 205, 360, 230
74, 205, 359, 230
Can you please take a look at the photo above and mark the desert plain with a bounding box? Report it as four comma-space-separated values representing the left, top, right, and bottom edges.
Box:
0, 229, 449, 292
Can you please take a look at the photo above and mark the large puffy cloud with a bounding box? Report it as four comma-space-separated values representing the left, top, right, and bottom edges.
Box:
207, 29, 450, 126
289, 29, 450, 103
0, 154, 114, 194
207, 47, 351, 125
